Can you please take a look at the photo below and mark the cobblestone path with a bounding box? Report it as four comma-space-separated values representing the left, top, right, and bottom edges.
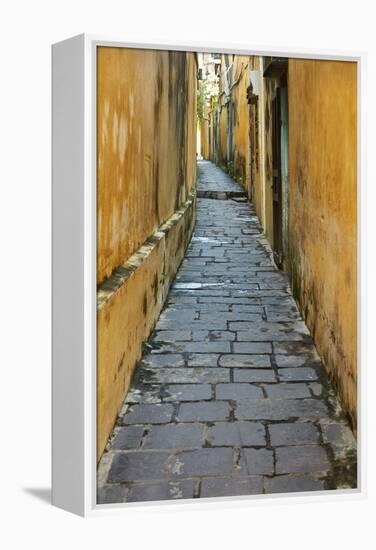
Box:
98, 160, 357, 504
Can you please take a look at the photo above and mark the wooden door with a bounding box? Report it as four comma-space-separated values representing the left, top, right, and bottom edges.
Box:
272, 87, 283, 267
249, 104, 258, 201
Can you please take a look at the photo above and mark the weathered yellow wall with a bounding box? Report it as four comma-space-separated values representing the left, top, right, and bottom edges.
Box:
97, 47, 197, 459
97, 47, 197, 284
231, 56, 250, 189
288, 59, 357, 428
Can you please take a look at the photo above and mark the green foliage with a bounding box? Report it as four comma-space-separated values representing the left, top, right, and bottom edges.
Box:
197, 80, 208, 121
210, 95, 218, 111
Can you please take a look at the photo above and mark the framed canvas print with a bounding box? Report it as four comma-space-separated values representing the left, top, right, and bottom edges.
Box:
52, 34, 364, 516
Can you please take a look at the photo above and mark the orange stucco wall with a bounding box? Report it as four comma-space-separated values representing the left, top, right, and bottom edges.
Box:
97, 47, 197, 284
231, 56, 251, 190
288, 59, 357, 428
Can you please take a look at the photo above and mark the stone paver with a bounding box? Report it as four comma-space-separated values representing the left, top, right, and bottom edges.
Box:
177, 401, 230, 422
264, 475, 325, 494
241, 448, 274, 475
168, 448, 234, 477
234, 369, 277, 383
162, 384, 212, 402
123, 403, 174, 425
107, 451, 171, 482
268, 422, 319, 446
143, 424, 204, 449
278, 367, 319, 382
263, 383, 311, 399
233, 342, 272, 354
218, 354, 272, 368
127, 479, 196, 502
275, 445, 330, 474
97, 161, 357, 504
112, 426, 145, 450
207, 421, 266, 446
200, 476, 263, 497
215, 383, 263, 400
236, 398, 330, 421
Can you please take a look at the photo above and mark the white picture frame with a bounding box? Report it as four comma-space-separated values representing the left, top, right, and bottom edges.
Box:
52, 33, 366, 517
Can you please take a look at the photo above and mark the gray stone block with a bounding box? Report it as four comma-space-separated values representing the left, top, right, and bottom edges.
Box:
218, 354, 272, 368
208, 330, 236, 341
178, 401, 230, 422
187, 353, 220, 367
273, 342, 320, 358
233, 342, 273, 354
156, 341, 232, 353
207, 421, 266, 446
320, 421, 356, 448
168, 448, 234, 477
125, 385, 161, 404
241, 448, 274, 475
264, 474, 325, 494
144, 354, 185, 368
108, 451, 171, 482
143, 423, 204, 449
200, 476, 263, 497
264, 383, 311, 399
216, 383, 263, 400
236, 399, 329, 421
112, 426, 144, 450
278, 368, 318, 382
126, 479, 196, 502
141, 367, 230, 384
268, 422, 319, 446
153, 330, 192, 342
320, 421, 357, 458
309, 382, 324, 396
233, 319, 310, 339
234, 369, 277, 383
124, 403, 174, 424
275, 355, 309, 368
162, 384, 212, 402
275, 445, 330, 474
97, 484, 128, 504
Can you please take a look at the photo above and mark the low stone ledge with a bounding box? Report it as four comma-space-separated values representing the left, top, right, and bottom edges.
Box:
98, 191, 196, 310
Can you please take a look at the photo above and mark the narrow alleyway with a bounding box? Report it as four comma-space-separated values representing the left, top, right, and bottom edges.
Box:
98, 161, 356, 504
